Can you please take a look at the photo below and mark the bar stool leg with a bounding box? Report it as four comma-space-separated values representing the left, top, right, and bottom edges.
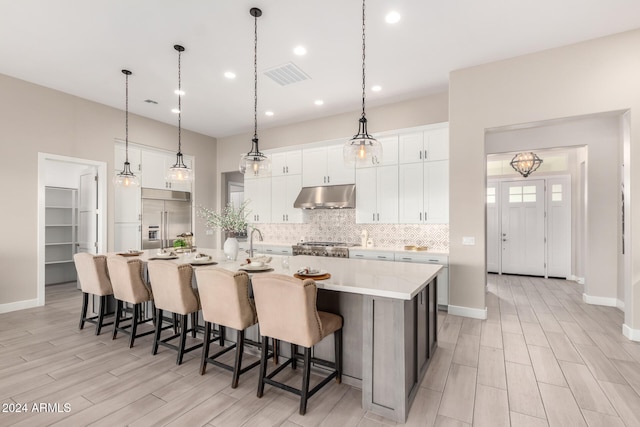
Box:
152, 308, 163, 355
112, 299, 123, 340
300, 347, 312, 415
200, 321, 212, 375
129, 303, 140, 348
232, 330, 245, 389
96, 295, 106, 335
335, 328, 342, 384
172, 313, 178, 334
291, 344, 298, 370
177, 314, 188, 365
257, 336, 269, 398
190, 312, 197, 338
79, 292, 89, 330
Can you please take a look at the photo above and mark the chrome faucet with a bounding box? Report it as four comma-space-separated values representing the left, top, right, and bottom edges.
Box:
249, 228, 263, 258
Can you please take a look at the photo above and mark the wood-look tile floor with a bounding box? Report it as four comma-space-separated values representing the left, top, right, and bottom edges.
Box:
2, 275, 640, 426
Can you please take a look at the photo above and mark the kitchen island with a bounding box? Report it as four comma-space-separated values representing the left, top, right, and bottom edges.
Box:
137, 249, 441, 422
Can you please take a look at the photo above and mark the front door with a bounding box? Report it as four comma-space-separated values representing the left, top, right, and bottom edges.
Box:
501, 180, 545, 276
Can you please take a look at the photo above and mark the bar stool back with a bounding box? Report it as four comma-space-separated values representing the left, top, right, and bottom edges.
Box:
196, 268, 265, 388
251, 273, 343, 415
73, 253, 114, 335
106, 256, 155, 348
147, 260, 202, 365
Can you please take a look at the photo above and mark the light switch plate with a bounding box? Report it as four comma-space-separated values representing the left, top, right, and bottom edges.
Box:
205, 229, 213, 235
462, 236, 475, 245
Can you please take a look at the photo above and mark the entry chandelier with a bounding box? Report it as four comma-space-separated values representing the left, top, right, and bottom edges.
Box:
239, 7, 271, 177
344, 0, 382, 166
114, 69, 140, 188
510, 152, 543, 178
166, 44, 193, 183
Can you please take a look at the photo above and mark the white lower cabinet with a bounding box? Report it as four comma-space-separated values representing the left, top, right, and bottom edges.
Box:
395, 253, 449, 307
349, 250, 395, 261
271, 175, 302, 223
261, 245, 293, 256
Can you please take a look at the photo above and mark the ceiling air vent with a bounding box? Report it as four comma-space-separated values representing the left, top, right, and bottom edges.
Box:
263, 62, 310, 86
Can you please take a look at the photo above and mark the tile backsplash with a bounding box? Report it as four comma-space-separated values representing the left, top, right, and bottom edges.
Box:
254, 209, 449, 251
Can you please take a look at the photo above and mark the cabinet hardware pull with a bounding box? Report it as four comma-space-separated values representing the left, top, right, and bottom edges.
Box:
377, 213, 379, 221
419, 151, 422, 160
286, 166, 289, 173
372, 213, 375, 221
419, 212, 422, 221
402, 257, 410, 260
283, 166, 285, 173
327, 176, 330, 183
377, 256, 386, 259
424, 150, 428, 160
424, 211, 427, 221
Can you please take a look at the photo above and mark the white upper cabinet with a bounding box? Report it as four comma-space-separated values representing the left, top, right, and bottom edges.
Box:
355, 165, 399, 224
271, 174, 303, 223
399, 124, 449, 164
141, 150, 192, 192
114, 144, 141, 174
302, 142, 355, 187
244, 176, 271, 224
271, 150, 302, 176
356, 135, 399, 168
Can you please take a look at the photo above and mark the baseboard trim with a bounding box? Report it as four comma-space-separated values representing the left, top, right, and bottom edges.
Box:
582, 293, 618, 307
617, 299, 625, 311
447, 304, 487, 320
0, 298, 41, 314
623, 324, 640, 342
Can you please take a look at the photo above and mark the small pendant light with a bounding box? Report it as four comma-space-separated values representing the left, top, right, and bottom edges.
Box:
239, 7, 271, 177
344, 0, 382, 166
167, 44, 194, 183
114, 69, 140, 187
510, 152, 543, 178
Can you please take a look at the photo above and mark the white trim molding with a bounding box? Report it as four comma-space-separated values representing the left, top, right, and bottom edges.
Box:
0, 298, 41, 314
447, 305, 488, 320
582, 293, 618, 307
623, 324, 640, 342
616, 299, 625, 311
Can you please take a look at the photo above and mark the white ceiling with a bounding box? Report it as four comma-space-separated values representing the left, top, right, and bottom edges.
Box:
2, 0, 640, 138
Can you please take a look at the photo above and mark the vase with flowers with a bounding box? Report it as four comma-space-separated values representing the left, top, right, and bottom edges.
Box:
198, 201, 250, 261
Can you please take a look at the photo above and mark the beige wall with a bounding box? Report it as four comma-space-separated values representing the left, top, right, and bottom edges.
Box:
449, 28, 640, 331
0, 73, 217, 306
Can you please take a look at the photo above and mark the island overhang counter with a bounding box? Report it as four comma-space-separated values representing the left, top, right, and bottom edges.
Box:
138, 250, 442, 422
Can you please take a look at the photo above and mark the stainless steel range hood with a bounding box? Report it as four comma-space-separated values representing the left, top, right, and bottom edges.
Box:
293, 184, 356, 209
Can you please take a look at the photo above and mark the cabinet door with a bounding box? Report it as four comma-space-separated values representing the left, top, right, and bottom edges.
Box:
355, 167, 377, 224
424, 160, 449, 224
271, 176, 287, 223
327, 144, 355, 185
378, 135, 399, 166
424, 127, 449, 161
399, 132, 424, 164
115, 145, 141, 174
114, 222, 141, 252
141, 150, 170, 190
398, 163, 424, 223
114, 185, 141, 222
285, 150, 302, 175
271, 153, 287, 177
284, 174, 303, 223
417, 288, 428, 370
376, 165, 399, 223
245, 177, 271, 223
302, 146, 327, 186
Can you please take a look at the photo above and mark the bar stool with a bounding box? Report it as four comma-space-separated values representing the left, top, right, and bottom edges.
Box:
73, 253, 114, 335
147, 260, 202, 365
196, 268, 269, 388
106, 256, 157, 348
251, 274, 343, 415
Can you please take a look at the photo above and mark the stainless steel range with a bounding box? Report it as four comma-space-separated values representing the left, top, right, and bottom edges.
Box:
292, 242, 355, 258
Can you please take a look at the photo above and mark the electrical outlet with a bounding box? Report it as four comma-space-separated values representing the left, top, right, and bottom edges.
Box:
205, 229, 213, 235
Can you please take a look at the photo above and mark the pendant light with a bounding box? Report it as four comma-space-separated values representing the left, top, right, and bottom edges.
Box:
344, 0, 382, 166
114, 69, 140, 188
510, 152, 543, 178
239, 7, 271, 177
166, 44, 194, 183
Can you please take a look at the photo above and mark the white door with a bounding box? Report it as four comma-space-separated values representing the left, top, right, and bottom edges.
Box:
501, 180, 545, 276
547, 177, 571, 278
78, 168, 98, 254
486, 182, 500, 273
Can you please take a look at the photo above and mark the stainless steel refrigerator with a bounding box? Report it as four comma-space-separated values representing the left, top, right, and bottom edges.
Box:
141, 188, 191, 250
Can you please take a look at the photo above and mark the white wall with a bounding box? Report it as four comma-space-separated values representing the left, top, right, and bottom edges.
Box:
449, 28, 640, 333
0, 73, 217, 307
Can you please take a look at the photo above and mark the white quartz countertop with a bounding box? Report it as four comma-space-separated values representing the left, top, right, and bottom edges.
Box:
132, 248, 441, 301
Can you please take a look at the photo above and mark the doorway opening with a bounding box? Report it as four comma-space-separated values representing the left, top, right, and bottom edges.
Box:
221, 171, 245, 247
38, 153, 107, 306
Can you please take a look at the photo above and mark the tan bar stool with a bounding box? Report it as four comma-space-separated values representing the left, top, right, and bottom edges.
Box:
73, 253, 114, 335
251, 273, 343, 415
196, 268, 271, 388
106, 256, 158, 348
147, 260, 202, 365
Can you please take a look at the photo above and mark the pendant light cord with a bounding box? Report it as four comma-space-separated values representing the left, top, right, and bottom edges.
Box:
125, 71, 129, 163
361, 0, 367, 119
177, 48, 182, 154
253, 11, 258, 141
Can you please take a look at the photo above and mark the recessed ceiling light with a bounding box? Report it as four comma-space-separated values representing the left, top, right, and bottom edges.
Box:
174, 89, 185, 96
265, 111, 274, 116
371, 85, 382, 92
293, 46, 307, 56
314, 100, 324, 106
171, 108, 180, 114
224, 71, 236, 79
385, 11, 401, 24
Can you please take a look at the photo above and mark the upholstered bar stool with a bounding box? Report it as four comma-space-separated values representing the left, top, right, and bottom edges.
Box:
73, 253, 114, 335
147, 260, 202, 365
196, 268, 270, 388
106, 256, 158, 348
251, 274, 343, 415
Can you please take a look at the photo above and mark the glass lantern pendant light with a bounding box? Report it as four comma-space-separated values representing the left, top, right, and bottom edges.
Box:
344, 0, 382, 166
510, 152, 543, 178
114, 69, 140, 188
239, 7, 271, 177
167, 44, 193, 183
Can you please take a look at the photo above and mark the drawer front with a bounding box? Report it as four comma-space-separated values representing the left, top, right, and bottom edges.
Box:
349, 250, 395, 261
395, 253, 448, 265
